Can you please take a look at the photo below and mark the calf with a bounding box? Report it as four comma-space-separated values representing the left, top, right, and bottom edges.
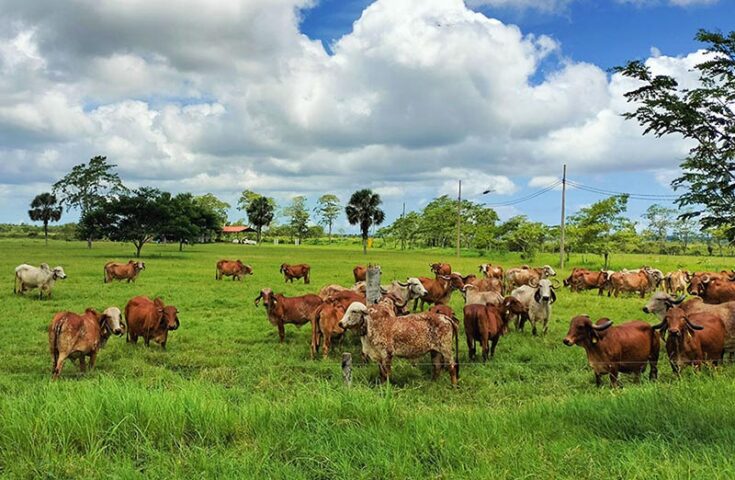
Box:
510, 279, 556, 335
48, 307, 124, 379
280, 263, 311, 284
652, 307, 725, 373
463, 303, 506, 362
255, 288, 323, 342
14, 263, 67, 299
216, 259, 253, 281
124, 296, 180, 350
430, 262, 452, 277
311, 302, 346, 359
338, 302, 459, 385
104, 260, 145, 283
563, 316, 659, 387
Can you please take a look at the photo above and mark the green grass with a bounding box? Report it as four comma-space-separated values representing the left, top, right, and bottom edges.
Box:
1, 239, 734, 479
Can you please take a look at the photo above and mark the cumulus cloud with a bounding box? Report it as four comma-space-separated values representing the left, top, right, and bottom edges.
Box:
0, 0, 710, 223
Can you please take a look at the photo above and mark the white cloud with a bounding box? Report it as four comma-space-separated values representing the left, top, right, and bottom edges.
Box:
528, 176, 561, 188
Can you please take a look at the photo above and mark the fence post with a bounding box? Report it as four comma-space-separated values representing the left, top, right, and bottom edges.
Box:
366, 264, 382, 304
342, 353, 352, 387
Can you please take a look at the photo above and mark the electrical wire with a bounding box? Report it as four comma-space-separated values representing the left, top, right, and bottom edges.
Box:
566, 179, 679, 200
484, 180, 562, 207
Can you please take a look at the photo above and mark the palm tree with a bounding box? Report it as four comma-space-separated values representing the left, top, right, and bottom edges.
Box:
346, 189, 385, 254
246, 196, 275, 243
28, 192, 63, 246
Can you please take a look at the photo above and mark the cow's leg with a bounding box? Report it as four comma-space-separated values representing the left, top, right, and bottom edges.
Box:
481, 334, 489, 363
449, 359, 458, 386
144, 336, 150, 347
490, 336, 499, 358
277, 323, 286, 343
160, 341, 167, 351
531, 319, 537, 336
594, 373, 602, 387
89, 351, 98, 370
412, 298, 419, 312
322, 333, 331, 359
632, 370, 641, 384
431, 352, 441, 379
649, 360, 658, 381
609, 370, 620, 388
78, 356, 87, 373
542, 319, 549, 335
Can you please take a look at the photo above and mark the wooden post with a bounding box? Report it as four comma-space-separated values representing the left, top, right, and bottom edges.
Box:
559, 164, 567, 270
342, 353, 352, 387
366, 264, 382, 304
456, 179, 462, 258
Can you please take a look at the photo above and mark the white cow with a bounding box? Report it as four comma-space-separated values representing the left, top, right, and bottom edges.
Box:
511, 278, 556, 336
382, 277, 428, 305
14, 263, 67, 299
461, 284, 503, 306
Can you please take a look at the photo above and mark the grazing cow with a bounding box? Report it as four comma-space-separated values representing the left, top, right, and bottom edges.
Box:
664, 269, 691, 295
215, 259, 253, 281
48, 307, 124, 379
382, 278, 428, 307
338, 302, 459, 385
643, 293, 735, 361
461, 284, 503, 306
124, 296, 180, 350
104, 260, 145, 283
563, 316, 659, 387
511, 279, 556, 335
430, 263, 452, 277
565, 269, 609, 295
311, 302, 346, 359
463, 303, 507, 362
652, 307, 725, 373
254, 288, 323, 342
687, 271, 734, 296
479, 263, 504, 281
505, 265, 556, 290
414, 274, 465, 311
608, 269, 655, 298
280, 263, 311, 284
353, 265, 367, 282
14, 263, 67, 299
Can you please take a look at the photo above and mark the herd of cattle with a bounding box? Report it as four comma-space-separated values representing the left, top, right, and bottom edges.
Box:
11, 258, 735, 386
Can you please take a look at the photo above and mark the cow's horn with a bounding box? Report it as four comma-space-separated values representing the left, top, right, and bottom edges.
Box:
591, 320, 613, 331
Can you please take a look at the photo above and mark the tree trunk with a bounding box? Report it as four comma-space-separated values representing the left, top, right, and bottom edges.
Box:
328, 222, 332, 243
603, 252, 609, 270
87, 236, 93, 249
179, 241, 184, 252
257, 227, 262, 244
44, 221, 49, 246
135, 242, 143, 258
362, 234, 367, 255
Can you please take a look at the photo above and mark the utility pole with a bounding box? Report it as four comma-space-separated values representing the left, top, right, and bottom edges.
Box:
401, 202, 406, 251
559, 164, 567, 270
456, 180, 462, 258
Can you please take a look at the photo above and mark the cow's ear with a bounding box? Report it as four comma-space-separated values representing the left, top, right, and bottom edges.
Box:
534, 289, 541, 303
154, 298, 165, 312
550, 289, 557, 304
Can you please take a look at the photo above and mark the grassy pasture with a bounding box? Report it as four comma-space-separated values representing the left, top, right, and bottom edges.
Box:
1, 239, 735, 479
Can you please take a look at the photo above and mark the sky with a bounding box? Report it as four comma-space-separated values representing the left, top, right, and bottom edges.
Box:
0, 0, 733, 231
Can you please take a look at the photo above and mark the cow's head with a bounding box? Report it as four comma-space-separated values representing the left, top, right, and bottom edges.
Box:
533, 279, 556, 304
101, 306, 124, 336
162, 305, 180, 330
430, 263, 441, 274
642, 292, 685, 318
254, 288, 274, 308
653, 307, 702, 339
688, 274, 710, 296
135, 261, 145, 271
542, 265, 556, 277
52, 266, 67, 280
445, 274, 465, 290
479, 264, 488, 274
279, 264, 288, 274
501, 296, 526, 316
406, 277, 428, 299
242, 264, 254, 276
563, 315, 612, 346
338, 302, 369, 331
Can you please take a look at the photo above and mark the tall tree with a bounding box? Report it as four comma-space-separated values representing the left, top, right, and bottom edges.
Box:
28, 192, 62, 246
163, 193, 220, 251
674, 211, 698, 253
346, 189, 385, 254
194, 193, 230, 227
283, 196, 310, 242
247, 196, 275, 243
642, 204, 675, 251
567, 195, 633, 269
615, 30, 735, 241
314, 194, 341, 243
52, 155, 127, 248
497, 215, 547, 261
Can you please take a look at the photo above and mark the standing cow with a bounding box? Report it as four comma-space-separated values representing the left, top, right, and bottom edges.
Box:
255, 288, 323, 343
48, 307, 124, 379
124, 296, 180, 350
280, 263, 311, 284
652, 307, 725, 373
15, 263, 67, 299
511, 279, 556, 335
216, 259, 253, 281
104, 260, 145, 283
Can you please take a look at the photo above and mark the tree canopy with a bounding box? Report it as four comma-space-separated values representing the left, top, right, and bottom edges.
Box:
283, 196, 310, 242
247, 196, 275, 243
28, 192, 62, 246
346, 189, 385, 254
314, 194, 341, 243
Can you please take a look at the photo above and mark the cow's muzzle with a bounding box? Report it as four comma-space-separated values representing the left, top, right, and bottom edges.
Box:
563, 337, 573, 346
642, 307, 650, 314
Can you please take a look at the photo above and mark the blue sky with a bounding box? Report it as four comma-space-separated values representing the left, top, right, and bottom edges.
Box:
0, 0, 732, 230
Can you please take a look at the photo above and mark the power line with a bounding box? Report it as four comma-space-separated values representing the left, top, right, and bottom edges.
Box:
566, 179, 679, 200
484, 180, 562, 207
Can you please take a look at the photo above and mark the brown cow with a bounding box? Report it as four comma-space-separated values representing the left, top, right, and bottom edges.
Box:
413, 274, 464, 311
215, 259, 253, 281
693, 277, 735, 304
688, 271, 734, 296
280, 263, 311, 284
465, 274, 503, 293
338, 302, 459, 385
311, 302, 346, 359
479, 263, 504, 280
124, 296, 180, 350
104, 260, 145, 283
563, 316, 659, 387
324, 290, 366, 310
430, 263, 452, 277
429, 304, 459, 325
500, 295, 527, 333
608, 270, 654, 298
652, 307, 725, 373
463, 303, 507, 362
49, 307, 124, 379
506, 265, 556, 290
353, 265, 367, 282
254, 288, 322, 342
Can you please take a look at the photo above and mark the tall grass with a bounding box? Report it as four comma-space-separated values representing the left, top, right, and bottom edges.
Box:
0, 239, 734, 478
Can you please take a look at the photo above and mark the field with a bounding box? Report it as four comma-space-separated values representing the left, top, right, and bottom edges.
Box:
1, 239, 735, 479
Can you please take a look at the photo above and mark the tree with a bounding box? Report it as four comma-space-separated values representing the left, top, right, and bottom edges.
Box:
314, 194, 341, 243
496, 216, 547, 260
163, 193, 220, 251
246, 196, 275, 243
81, 188, 171, 257
346, 189, 385, 254
642, 204, 675, 251
52, 155, 127, 248
615, 30, 735, 241
567, 195, 632, 269
28, 193, 62, 246
194, 193, 230, 227
283, 196, 310, 242
674, 211, 698, 253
